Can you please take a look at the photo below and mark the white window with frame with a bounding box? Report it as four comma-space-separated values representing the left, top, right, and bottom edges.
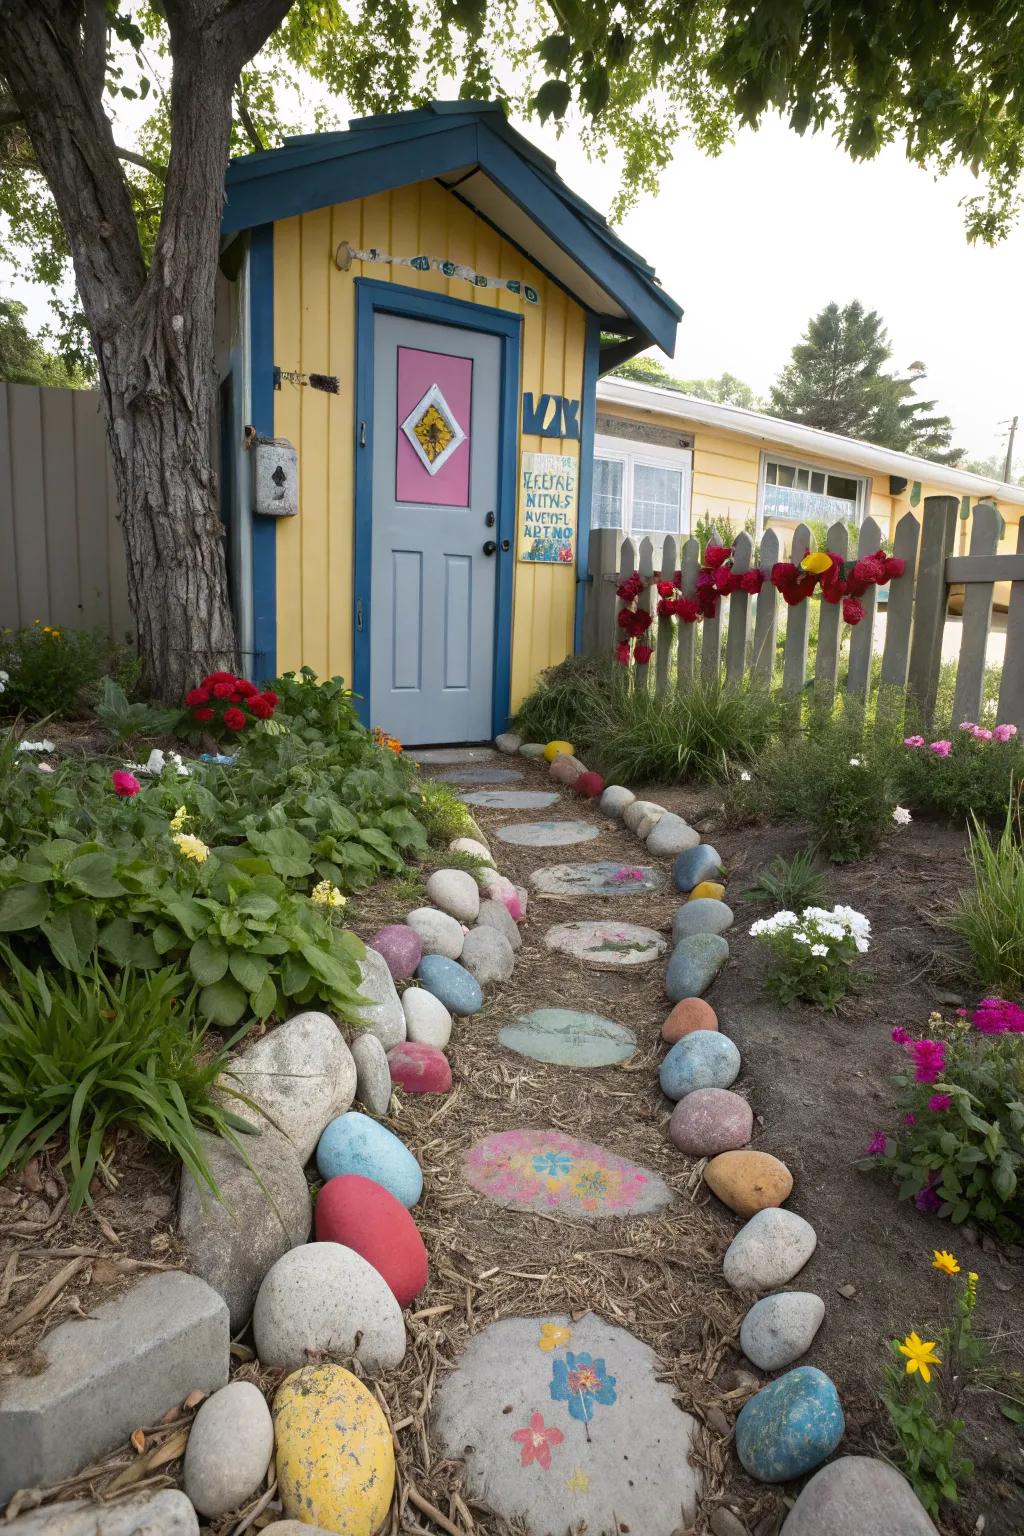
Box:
757, 452, 867, 531
592, 435, 693, 552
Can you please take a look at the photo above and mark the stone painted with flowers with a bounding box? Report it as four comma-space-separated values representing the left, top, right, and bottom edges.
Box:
433, 1312, 702, 1535
463, 1128, 671, 1218
735, 1366, 844, 1482
704, 1150, 794, 1216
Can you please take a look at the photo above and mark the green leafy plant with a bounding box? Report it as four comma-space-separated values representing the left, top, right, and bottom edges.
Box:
749, 903, 871, 1008
951, 798, 1024, 995
0, 952, 260, 1208
742, 849, 826, 909
898, 726, 1024, 826
94, 676, 181, 744
0, 622, 139, 719
416, 779, 477, 846
270, 667, 364, 745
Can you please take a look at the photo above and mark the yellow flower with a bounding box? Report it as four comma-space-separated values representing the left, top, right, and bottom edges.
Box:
801, 550, 834, 575
932, 1250, 960, 1276
538, 1322, 571, 1353
565, 1468, 590, 1494
172, 831, 209, 863
169, 806, 190, 831
898, 1331, 941, 1384
311, 878, 346, 909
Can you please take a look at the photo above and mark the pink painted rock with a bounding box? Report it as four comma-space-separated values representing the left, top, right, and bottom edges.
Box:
387, 1041, 452, 1094
575, 771, 605, 799
479, 868, 524, 921
370, 924, 423, 981
669, 1088, 753, 1157
549, 754, 587, 785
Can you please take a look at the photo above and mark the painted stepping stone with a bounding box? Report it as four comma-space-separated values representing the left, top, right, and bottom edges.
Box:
461, 790, 561, 810
500, 1008, 636, 1067
544, 920, 666, 969
411, 747, 496, 764
433, 1313, 702, 1536
436, 767, 525, 784
495, 819, 600, 848
530, 861, 663, 897
464, 1128, 670, 1217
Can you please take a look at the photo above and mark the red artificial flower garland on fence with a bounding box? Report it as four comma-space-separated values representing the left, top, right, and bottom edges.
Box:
614, 542, 905, 664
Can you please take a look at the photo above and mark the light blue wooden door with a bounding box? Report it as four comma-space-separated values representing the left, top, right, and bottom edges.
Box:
370, 314, 500, 745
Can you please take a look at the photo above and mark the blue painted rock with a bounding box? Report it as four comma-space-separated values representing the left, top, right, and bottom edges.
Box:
672, 899, 734, 942
669, 1087, 752, 1156
736, 1366, 844, 1483
672, 844, 722, 893
316, 1110, 423, 1208
417, 954, 484, 1015
315, 1174, 428, 1305
387, 1041, 452, 1094
781, 1455, 939, 1535
370, 924, 422, 981
659, 1030, 740, 1101
665, 934, 729, 1001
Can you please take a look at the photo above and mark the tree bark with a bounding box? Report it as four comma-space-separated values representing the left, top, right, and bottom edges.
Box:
0, 0, 292, 700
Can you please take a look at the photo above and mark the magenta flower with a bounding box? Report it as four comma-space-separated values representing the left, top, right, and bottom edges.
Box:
971, 997, 1024, 1034
903, 1113, 917, 1126
927, 1093, 952, 1112
610, 867, 645, 883
958, 721, 976, 731
891, 1026, 911, 1045
993, 722, 1018, 742
865, 1130, 887, 1156
971, 726, 993, 741
929, 740, 952, 757
915, 1176, 943, 1214
903, 735, 925, 748
911, 1038, 946, 1084
111, 770, 141, 798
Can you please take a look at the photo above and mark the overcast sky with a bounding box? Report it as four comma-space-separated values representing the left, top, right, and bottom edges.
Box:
5, 105, 1022, 463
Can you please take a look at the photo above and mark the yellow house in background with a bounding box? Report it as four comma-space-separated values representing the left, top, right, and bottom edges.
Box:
594, 377, 1024, 609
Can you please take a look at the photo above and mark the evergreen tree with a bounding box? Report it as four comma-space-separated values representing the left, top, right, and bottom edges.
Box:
769, 302, 962, 463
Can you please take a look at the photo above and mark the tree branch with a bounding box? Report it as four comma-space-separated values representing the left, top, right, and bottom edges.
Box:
116, 145, 168, 179
235, 91, 266, 152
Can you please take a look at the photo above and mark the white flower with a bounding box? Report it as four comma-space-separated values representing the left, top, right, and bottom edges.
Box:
38, 761, 54, 773
127, 747, 190, 778
750, 909, 799, 938
811, 943, 829, 956
740, 770, 751, 782
0, 669, 8, 693
854, 936, 870, 953
17, 739, 55, 753
793, 932, 810, 945
818, 921, 846, 941
849, 756, 863, 767
893, 805, 912, 825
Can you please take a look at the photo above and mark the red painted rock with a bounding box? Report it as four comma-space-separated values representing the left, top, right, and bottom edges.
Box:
669, 1088, 753, 1157
575, 771, 605, 799
549, 754, 587, 785
370, 924, 423, 981
387, 1041, 452, 1094
662, 997, 718, 1043
315, 1174, 428, 1305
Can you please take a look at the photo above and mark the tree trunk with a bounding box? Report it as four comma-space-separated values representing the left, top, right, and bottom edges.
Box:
0, 0, 292, 700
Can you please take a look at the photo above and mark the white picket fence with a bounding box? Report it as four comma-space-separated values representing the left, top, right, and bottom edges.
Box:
583, 497, 1024, 727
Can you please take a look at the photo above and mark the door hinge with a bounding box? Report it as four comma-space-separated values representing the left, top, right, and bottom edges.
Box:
359, 420, 366, 447
356, 598, 364, 632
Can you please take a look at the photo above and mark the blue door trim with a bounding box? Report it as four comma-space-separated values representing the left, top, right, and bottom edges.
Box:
353, 278, 522, 738
249, 224, 277, 683
574, 312, 601, 653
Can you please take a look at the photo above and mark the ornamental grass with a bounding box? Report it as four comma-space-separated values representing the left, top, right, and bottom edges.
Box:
952, 795, 1024, 996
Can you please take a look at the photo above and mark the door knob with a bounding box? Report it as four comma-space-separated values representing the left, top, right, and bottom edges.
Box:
483, 540, 497, 556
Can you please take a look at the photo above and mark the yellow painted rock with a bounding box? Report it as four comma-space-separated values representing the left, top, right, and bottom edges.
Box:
704, 1150, 793, 1217
274, 1363, 394, 1534
543, 739, 574, 762
688, 880, 726, 902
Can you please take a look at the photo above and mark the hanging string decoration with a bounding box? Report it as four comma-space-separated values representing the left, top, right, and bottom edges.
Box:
335, 240, 540, 304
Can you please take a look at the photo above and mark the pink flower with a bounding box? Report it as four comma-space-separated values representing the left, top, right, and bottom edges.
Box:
511, 1411, 564, 1470
928, 1093, 952, 1112
929, 740, 952, 757
891, 1026, 911, 1044
958, 721, 976, 731
866, 1131, 887, 1156
610, 867, 645, 883
915, 1176, 943, 1214
910, 1038, 946, 1084
970, 997, 1024, 1034
903, 1113, 917, 1126
903, 735, 925, 748
993, 722, 1019, 742
112, 770, 140, 798
971, 726, 993, 741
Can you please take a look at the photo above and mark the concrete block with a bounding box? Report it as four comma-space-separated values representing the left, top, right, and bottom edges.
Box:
4, 1492, 198, 1536
0, 1271, 228, 1503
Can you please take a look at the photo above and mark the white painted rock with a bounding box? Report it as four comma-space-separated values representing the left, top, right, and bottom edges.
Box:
222, 1011, 355, 1163
475, 898, 523, 951
426, 868, 481, 923
353, 948, 406, 1048
723, 1209, 818, 1293
253, 1243, 406, 1373
646, 813, 701, 857
449, 836, 494, 864
3, 1494, 198, 1536
495, 732, 522, 753
740, 1292, 826, 1371
600, 784, 635, 818
781, 1455, 939, 1535
350, 1031, 392, 1116
622, 799, 666, 836
183, 1381, 274, 1517
405, 906, 465, 959
402, 987, 453, 1049
518, 742, 547, 758
459, 926, 516, 985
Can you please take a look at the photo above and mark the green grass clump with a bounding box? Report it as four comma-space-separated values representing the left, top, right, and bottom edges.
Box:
590, 677, 779, 784
742, 848, 827, 909
415, 779, 477, 846
511, 654, 620, 752
951, 796, 1024, 995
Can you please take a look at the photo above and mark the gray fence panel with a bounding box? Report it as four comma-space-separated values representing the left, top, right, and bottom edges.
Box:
751, 527, 779, 683
951, 499, 1002, 727
676, 535, 700, 688
879, 511, 920, 693
997, 517, 1024, 730
634, 537, 655, 691
907, 496, 958, 721
781, 523, 813, 697
813, 520, 848, 695
700, 528, 724, 683
846, 515, 884, 701
725, 531, 753, 685
655, 534, 677, 694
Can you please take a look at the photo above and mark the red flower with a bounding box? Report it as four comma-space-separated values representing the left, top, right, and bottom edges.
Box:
884, 555, 906, 579
185, 686, 210, 707
511, 1412, 564, 1471
704, 544, 733, 569
712, 565, 736, 594
633, 642, 654, 664
615, 574, 644, 602
249, 694, 275, 719
738, 569, 764, 594
211, 680, 236, 700
111, 770, 140, 798
202, 671, 236, 687
193, 706, 215, 722
674, 596, 701, 622
222, 707, 247, 731
235, 679, 258, 698
261, 691, 278, 708
656, 598, 674, 618
617, 608, 634, 631
615, 641, 631, 665
656, 580, 675, 598
842, 596, 865, 625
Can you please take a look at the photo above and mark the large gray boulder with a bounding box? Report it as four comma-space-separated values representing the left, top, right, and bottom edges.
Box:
221, 1010, 355, 1161
351, 947, 406, 1048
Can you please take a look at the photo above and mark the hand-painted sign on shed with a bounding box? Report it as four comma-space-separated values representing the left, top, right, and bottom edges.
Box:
518, 452, 578, 564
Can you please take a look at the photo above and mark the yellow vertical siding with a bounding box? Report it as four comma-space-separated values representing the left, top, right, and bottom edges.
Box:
272, 179, 586, 708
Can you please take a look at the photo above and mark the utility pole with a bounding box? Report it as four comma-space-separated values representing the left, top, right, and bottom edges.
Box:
1004, 415, 1018, 482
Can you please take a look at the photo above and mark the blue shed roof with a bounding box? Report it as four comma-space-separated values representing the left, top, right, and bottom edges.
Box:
222, 101, 681, 358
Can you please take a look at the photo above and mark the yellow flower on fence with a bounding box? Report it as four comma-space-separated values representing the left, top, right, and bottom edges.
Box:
932, 1250, 960, 1276
898, 1331, 941, 1383
311, 878, 346, 910
800, 550, 834, 575
172, 832, 209, 864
